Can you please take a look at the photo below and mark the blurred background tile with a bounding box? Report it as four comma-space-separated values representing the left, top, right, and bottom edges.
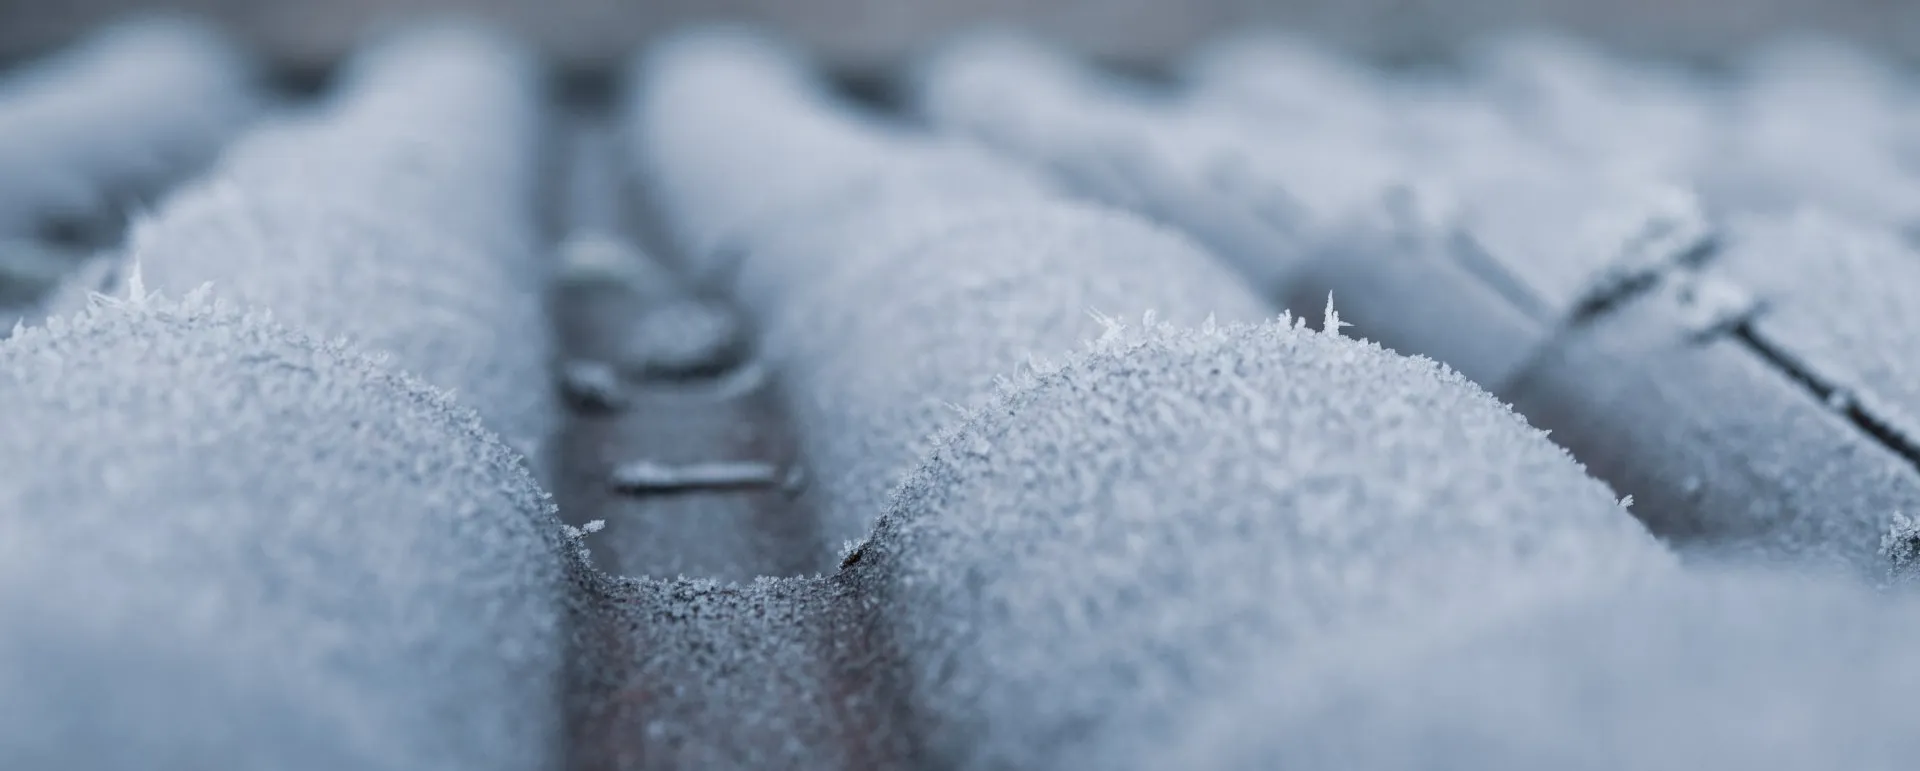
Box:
5, 0, 1920, 74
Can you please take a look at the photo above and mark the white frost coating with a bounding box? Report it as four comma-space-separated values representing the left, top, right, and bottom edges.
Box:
628, 28, 1051, 266
216, 23, 543, 256
113, 23, 551, 452
1708, 39, 1920, 227
629, 30, 1270, 565
932, 32, 1406, 224
1200, 36, 1718, 308
1464, 34, 1920, 235
1464, 33, 1721, 181
855, 317, 1672, 770
1467, 34, 1920, 233
1721, 210, 1920, 458
1183, 33, 1383, 127
1160, 569, 1920, 770
0, 295, 584, 770
921, 33, 1714, 312
1442, 164, 1715, 309
0, 15, 256, 235
919, 34, 1379, 295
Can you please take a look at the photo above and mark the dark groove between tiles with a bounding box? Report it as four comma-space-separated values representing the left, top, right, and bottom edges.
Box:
1545, 231, 1920, 509
827, 68, 908, 113
265, 61, 334, 101
1730, 323, 1920, 478
545, 107, 820, 580
546, 102, 904, 769
1444, 230, 1558, 324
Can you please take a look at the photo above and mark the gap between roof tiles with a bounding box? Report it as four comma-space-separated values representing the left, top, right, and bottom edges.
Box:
1531, 230, 1920, 522
541, 77, 889, 771
542, 99, 822, 583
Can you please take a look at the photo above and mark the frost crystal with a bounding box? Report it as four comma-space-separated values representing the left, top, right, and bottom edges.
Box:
1881, 512, 1920, 581
837, 538, 869, 568
1322, 292, 1352, 337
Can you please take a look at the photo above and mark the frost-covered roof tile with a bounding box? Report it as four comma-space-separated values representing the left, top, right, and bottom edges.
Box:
110, 23, 552, 452
12, 20, 1920, 770
0, 15, 256, 235
854, 317, 1671, 770
631, 29, 1270, 566
0, 296, 586, 771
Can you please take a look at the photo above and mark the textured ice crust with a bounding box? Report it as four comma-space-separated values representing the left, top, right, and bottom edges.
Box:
0, 15, 255, 235
746, 203, 1273, 562
114, 23, 551, 452
0, 296, 583, 771
853, 316, 1673, 770
631, 30, 1272, 565
12, 24, 1917, 770
633, 29, 1920, 771
0, 32, 575, 765
885, 48, 1920, 758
